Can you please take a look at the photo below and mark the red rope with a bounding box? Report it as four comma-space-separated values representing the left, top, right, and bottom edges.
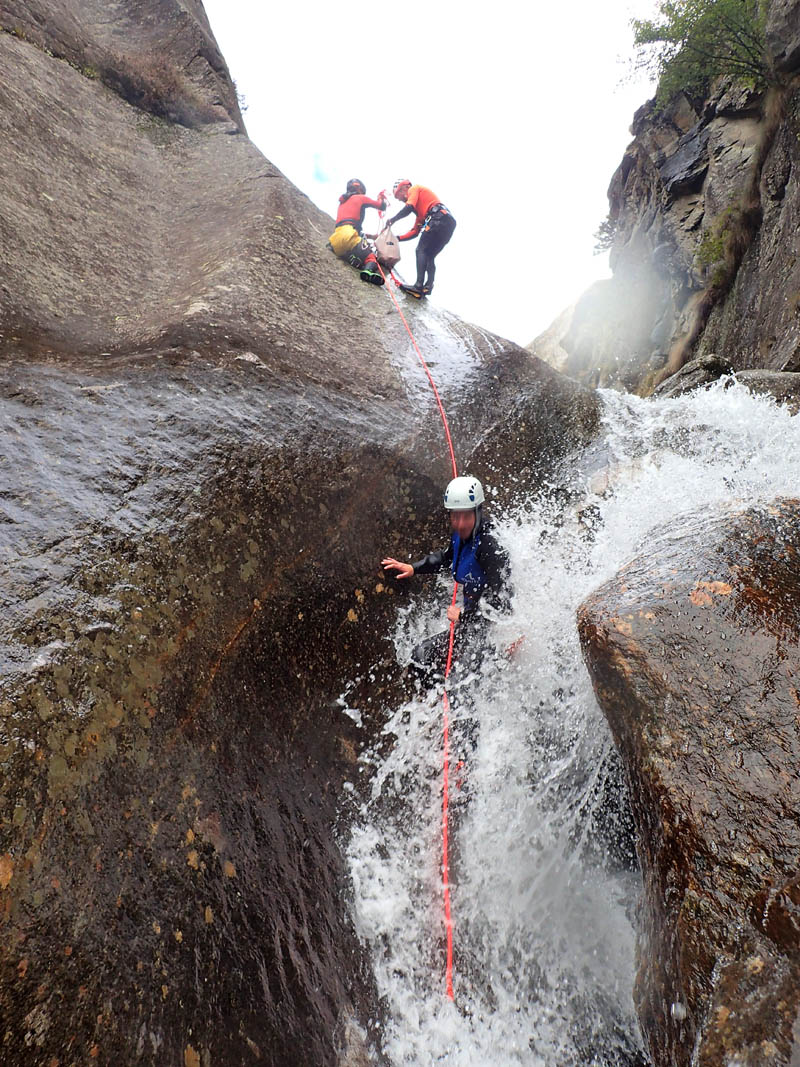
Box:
375, 255, 458, 1001
441, 586, 458, 1001
375, 261, 458, 480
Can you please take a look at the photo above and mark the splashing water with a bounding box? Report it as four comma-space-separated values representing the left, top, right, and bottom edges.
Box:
344, 381, 800, 1065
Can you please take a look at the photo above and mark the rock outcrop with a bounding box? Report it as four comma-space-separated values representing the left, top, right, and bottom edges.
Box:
578, 499, 800, 1066
530, 2, 800, 395
0, 3, 600, 1064
651, 354, 800, 410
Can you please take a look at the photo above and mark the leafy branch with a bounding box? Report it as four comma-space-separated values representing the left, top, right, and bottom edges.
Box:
632, 0, 772, 109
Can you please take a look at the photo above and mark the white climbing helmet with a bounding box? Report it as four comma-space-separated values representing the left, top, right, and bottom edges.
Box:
443, 475, 484, 510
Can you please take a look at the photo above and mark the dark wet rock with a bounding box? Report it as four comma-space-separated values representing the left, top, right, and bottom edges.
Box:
651, 358, 800, 409
658, 124, 710, 199
732, 369, 800, 411
0, 3, 601, 1064
578, 499, 800, 1066
651, 352, 734, 397
697, 99, 800, 374
767, 0, 800, 74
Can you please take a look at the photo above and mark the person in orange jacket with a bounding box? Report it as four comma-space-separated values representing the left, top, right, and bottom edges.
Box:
387, 179, 456, 297
328, 178, 387, 285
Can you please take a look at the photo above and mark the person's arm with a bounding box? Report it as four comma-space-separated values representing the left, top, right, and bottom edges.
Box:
393, 189, 422, 239
362, 197, 389, 238
477, 533, 513, 614
381, 541, 451, 579
381, 557, 413, 579
396, 221, 421, 241
388, 204, 414, 229
411, 545, 450, 574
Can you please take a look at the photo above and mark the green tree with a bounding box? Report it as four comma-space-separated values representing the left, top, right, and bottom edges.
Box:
632, 0, 771, 108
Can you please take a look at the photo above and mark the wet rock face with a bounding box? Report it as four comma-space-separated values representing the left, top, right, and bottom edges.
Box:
532, 84, 767, 392
768, 0, 800, 73
578, 500, 800, 1066
0, 0, 242, 128
0, 2, 601, 1063
698, 86, 800, 373
531, 9, 800, 393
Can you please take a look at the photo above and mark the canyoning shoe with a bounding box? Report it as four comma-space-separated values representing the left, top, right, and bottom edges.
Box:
422, 283, 433, 296
400, 283, 425, 299
360, 266, 384, 285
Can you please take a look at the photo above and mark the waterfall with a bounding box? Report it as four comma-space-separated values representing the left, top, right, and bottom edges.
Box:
343, 380, 800, 1065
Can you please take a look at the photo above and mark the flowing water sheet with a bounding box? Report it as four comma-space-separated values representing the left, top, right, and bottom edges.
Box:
344, 380, 800, 1065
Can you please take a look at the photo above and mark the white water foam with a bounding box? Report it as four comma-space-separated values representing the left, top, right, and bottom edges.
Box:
345, 380, 800, 1065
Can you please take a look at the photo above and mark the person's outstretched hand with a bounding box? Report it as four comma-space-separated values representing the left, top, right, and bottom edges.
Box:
381, 558, 413, 580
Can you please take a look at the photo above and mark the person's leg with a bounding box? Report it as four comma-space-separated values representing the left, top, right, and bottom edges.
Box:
418, 215, 456, 292
413, 240, 430, 290
424, 255, 436, 293
360, 251, 384, 285
347, 238, 370, 270
349, 240, 384, 285
450, 613, 489, 676
409, 629, 451, 684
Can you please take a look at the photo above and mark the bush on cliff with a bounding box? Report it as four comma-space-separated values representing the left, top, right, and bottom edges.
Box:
632, 0, 771, 108
100, 52, 219, 128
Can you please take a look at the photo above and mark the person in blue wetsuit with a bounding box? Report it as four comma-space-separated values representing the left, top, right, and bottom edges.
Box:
381, 475, 512, 680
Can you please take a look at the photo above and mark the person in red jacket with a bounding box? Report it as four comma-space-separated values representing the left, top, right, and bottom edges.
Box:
387, 179, 456, 298
328, 178, 387, 285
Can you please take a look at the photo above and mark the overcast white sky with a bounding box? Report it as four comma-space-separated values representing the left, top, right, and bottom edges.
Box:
203, 0, 657, 345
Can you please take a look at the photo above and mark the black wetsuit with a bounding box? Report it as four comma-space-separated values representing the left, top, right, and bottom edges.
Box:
390, 190, 456, 292
414, 209, 456, 291
410, 516, 512, 680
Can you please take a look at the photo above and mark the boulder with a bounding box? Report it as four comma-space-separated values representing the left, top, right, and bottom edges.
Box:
651, 351, 734, 397
578, 499, 800, 1066
0, 3, 601, 1064
526, 303, 574, 374
732, 369, 800, 410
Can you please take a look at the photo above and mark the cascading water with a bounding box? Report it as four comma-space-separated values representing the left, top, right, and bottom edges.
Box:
343, 380, 800, 1066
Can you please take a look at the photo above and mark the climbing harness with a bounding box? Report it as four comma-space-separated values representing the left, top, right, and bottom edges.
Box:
375, 256, 459, 1001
